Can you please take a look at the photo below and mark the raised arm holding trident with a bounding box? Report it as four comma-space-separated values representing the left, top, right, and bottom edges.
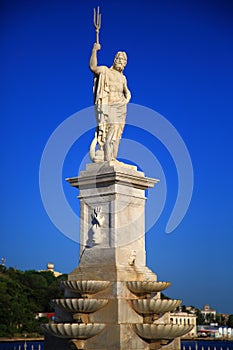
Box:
89, 7, 131, 163
93, 6, 101, 45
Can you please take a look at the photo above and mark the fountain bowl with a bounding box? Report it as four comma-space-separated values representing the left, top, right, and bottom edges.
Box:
133, 324, 194, 341
61, 280, 110, 294
51, 298, 108, 313
127, 281, 171, 294
131, 299, 181, 315
41, 323, 106, 339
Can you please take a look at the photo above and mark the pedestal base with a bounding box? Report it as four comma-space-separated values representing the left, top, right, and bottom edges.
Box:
43, 163, 184, 349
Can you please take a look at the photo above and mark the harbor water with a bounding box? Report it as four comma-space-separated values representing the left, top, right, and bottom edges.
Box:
0, 340, 232, 350
0, 342, 44, 350
181, 340, 233, 350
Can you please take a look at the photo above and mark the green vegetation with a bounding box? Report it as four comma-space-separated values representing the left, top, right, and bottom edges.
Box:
0, 265, 232, 338
227, 314, 233, 328
0, 266, 67, 338
195, 309, 206, 325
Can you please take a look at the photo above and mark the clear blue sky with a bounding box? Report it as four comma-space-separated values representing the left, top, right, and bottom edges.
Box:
1, 0, 233, 314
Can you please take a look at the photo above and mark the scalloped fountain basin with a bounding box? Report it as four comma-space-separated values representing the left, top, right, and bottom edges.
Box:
41, 323, 106, 339
127, 281, 171, 294
131, 299, 181, 315
61, 280, 110, 294
52, 298, 108, 313
133, 324, 193, 341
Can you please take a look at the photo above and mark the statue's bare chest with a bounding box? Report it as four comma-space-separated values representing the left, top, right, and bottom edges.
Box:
108, 70, 124, 88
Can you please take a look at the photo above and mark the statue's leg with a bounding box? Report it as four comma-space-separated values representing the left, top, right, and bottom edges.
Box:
112, 138, 120, 160
112, 123, 124, 159
104, 124, 115, 161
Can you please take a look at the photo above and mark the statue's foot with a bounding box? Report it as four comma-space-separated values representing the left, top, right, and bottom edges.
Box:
110, 159, 137, 170
93, 149, 104, 162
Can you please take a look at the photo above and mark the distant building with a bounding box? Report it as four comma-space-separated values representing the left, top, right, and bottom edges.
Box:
170, 311, 197, 338
200, 304, 216, 323
197, 325, 232, 339
39, 262, 62, 277
185, 306, 196, 314
197, 325, 219, 338
36, 312, 55, 321
219, 326, 233, 339
1, 258, 6, 266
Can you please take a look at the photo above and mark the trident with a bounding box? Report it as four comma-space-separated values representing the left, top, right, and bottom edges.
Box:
93, 6, 101, 44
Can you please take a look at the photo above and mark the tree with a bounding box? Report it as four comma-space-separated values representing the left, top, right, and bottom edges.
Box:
0, 267, 67, 337
195, 309, 205, 325
205, 312, 216, 324
227, 314, 233, 328
216, 314, 228, 326
181, 305, 187, 312
161, 293, 170, 300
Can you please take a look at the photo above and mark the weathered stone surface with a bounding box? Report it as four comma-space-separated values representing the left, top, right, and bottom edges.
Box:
89, 40, 131, 163
43, 162, 191, 349
67, 162, 158, 266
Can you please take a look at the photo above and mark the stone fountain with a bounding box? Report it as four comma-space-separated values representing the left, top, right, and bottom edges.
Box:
41, 7, 193, 349
42, 162, 193, 350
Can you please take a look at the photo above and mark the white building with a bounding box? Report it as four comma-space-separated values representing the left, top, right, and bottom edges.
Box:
170, 311, 197, 338
219, 327, 233, 339
200, 304, 216, 322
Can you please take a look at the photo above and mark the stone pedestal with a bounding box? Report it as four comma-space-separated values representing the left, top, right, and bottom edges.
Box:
42, 162, 189, 349
68, 161, 158, 275
68, 162, 159, 349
